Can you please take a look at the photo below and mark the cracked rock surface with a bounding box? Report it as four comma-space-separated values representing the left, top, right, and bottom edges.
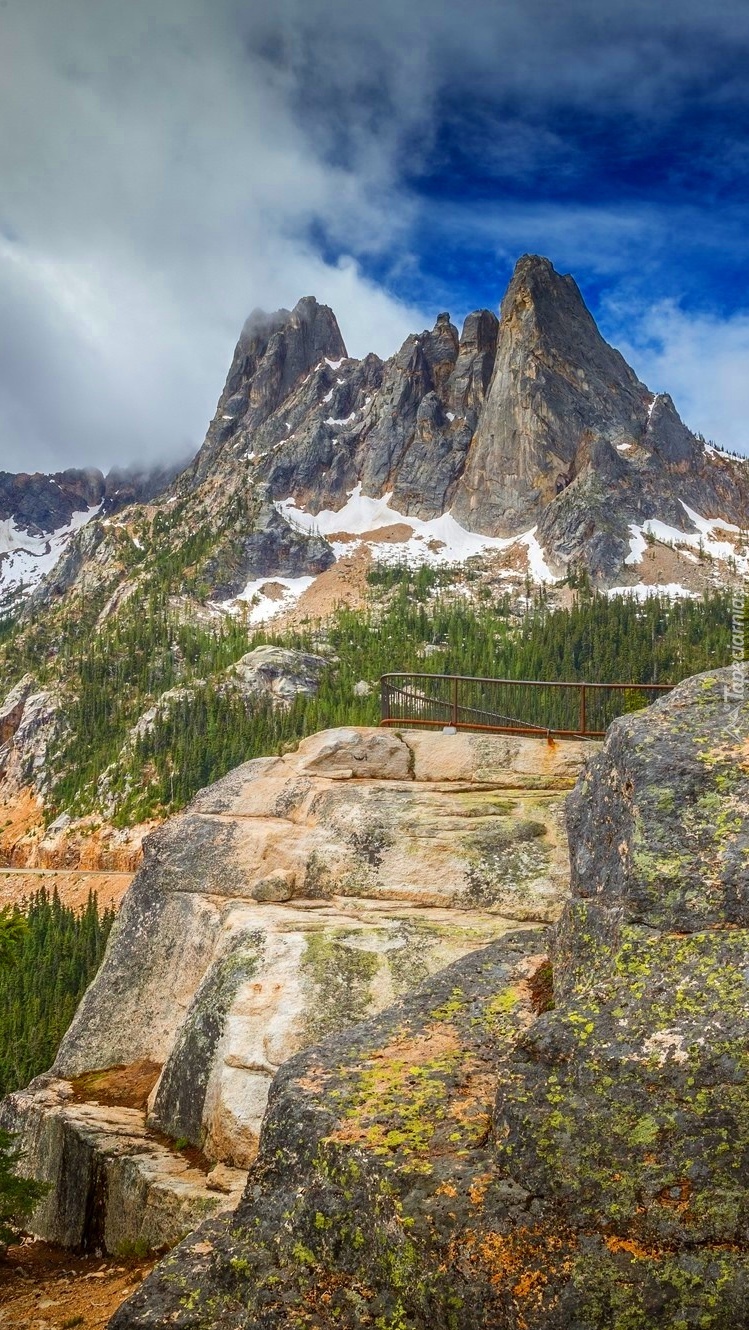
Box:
3, 725, 588, 1256
110, 669, 749, 1327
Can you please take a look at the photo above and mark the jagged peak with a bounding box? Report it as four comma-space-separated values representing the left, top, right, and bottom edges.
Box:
511, 252, 559, 281
502, 253, 592, 326
494, 253, 644, 407
458, 308, 499, 352
240, 305, 291, 345
291, 294, 337, 324
238, 295, 346, 359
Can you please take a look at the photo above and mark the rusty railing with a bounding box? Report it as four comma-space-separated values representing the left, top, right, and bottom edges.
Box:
380, 673, 674, 739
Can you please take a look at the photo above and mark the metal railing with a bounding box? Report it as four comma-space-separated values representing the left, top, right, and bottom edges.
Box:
380, 673, 674, 739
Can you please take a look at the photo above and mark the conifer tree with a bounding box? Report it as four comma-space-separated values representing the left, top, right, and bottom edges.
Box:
0, 908, 49, 1256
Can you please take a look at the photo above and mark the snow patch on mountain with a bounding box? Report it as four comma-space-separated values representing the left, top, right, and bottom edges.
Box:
605, 583, 697, 601
625, 502, 748, 570
0, 506, 101, 609
219, 575, 316, 624
276, 486, 559, 581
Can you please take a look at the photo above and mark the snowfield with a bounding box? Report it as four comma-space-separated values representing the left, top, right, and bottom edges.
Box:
218, 574, 317, 624
276, 485, 560, 580
624, 500, 749, 573
0, 505, 100, 607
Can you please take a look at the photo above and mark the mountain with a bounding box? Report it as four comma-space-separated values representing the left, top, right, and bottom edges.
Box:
2, 255, 747, 627
0, 461, 184, 612
169, 252, 749, 590
0, 254, 745, 838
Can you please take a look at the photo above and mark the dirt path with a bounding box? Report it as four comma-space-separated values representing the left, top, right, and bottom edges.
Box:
0, 871, 134, 914
0, 1240, 153, 1329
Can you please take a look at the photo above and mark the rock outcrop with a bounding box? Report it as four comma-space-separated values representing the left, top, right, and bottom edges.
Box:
2, 726, 591, 1256
199, 500, 335, 601
223, 646, 328, 704
107, 647, 328, 769
110, 668, 749, 1328
0, 684, 64, 796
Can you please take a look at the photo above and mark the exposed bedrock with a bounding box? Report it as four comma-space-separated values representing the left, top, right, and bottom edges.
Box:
111, 668, 749, 1327
2, 725, 591, 1255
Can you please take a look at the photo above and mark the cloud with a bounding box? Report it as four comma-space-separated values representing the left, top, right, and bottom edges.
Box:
0, 0, 748, 471
609, 299, 749, 454
0, 0, 425, 472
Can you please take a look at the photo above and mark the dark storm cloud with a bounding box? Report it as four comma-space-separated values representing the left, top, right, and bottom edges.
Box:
1, 0, 748, 471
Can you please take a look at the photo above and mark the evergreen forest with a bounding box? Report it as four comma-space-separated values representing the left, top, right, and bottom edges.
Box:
0, 566, 743, 826
60, 580, 746, 819
0, 891, 114, 1098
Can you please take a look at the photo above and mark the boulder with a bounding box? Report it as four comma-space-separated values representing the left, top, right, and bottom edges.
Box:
295, 726, 413, 779
112, 668, 749, 1327
226, 645, 328, 702
5, 725, 586, 1254
250, 870, 295, 902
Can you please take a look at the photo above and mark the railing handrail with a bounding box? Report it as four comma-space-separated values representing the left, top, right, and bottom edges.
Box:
380, 672, 674, 692
380, 672, 675, 739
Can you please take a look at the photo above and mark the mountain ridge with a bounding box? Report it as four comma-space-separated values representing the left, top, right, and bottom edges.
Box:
2, 253, 748, 624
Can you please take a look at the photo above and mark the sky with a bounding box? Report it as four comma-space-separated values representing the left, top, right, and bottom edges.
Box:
1, 0, 749, 473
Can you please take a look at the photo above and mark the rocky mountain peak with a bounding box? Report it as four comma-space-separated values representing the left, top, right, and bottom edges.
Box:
420, 311, 460, 390
235, 295, 346, 374
501, 252, 621, 362
449, 253, 703, 548
189, 295, 347, 485
170, 253, 748, 583
6, 255, 749, 624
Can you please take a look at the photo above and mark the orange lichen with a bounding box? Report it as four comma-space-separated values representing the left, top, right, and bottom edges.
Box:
468, 1172, 493, 1207
604, 1235, 660, 1259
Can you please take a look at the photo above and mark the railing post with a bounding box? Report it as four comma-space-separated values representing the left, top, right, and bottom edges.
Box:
381, 676, 389, 725
579, 683, 587, 736
452, 676, 459, 727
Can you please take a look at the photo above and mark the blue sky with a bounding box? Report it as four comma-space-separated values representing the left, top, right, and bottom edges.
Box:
1, 0, 748, 469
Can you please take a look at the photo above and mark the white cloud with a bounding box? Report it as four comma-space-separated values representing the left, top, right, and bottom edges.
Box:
0, 0, 425, 472
1, 0, 748, 472
608, 300, 749, 454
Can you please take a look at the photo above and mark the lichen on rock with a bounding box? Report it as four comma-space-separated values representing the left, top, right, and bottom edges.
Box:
5, 725, 582, 1257
110, 667, 749, 1327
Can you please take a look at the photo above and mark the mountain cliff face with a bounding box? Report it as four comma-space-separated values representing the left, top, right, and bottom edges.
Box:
2, 255, 748, 626
162, 255, 749, 585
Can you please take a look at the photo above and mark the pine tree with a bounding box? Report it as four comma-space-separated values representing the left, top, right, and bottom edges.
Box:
0, 909, 50, 1256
